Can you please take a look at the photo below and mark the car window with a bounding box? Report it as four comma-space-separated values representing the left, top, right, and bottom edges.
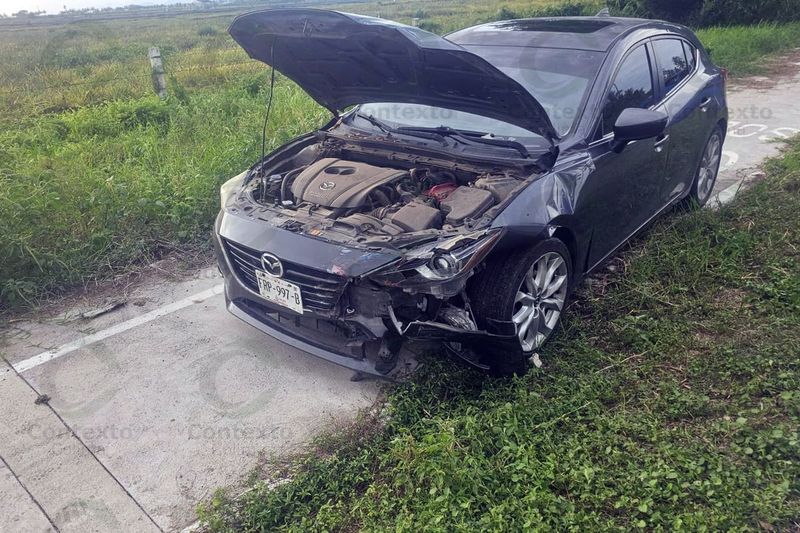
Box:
682, 41, 697, 72
599, 44, 655, 137
653, 39, 691, 94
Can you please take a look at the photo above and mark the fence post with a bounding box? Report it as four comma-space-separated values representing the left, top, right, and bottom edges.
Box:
148, 47, 167, 99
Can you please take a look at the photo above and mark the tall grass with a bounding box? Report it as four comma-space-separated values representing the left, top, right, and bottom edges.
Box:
697, 21, 800, 76
0, 79, 325, 305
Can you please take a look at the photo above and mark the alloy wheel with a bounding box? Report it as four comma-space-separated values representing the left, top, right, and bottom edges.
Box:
512, 252, 568, 352
696, 132, 722, 203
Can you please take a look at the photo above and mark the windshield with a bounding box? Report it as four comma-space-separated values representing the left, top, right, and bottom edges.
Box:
356, 46, 604, 140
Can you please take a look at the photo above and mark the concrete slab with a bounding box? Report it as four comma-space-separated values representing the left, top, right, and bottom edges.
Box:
0, 361, 161, 532
718, 63, 800, 190
2, 267, 224, 366
0, 460, 55, 533
3, 285, 380, 531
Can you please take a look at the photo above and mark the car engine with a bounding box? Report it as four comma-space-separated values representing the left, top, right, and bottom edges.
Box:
253, 151, 525, 237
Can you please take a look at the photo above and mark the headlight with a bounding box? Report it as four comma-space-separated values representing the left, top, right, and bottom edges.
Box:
414, 232, 502, 281
219, 171, 248, 211
373, 229, 504, 287
423, 253, 460, 280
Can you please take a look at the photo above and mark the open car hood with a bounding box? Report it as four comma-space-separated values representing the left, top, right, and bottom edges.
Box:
229, 9, 559, 144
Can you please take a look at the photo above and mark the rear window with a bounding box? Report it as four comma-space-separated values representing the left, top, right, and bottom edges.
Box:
653, 39, 692, 93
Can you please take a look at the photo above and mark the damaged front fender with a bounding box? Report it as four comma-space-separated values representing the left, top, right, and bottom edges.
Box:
368, 228, 505, 297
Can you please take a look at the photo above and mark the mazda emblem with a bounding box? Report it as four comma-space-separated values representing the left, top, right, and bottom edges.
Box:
260, 252, 284, 278
319, 181, 336, 191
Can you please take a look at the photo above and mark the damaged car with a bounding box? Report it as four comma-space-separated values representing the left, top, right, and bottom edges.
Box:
214, 9, 728, 376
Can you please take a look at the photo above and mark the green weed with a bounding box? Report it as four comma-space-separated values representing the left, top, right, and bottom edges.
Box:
0, 80, 325, 305
698, 22, 800, 76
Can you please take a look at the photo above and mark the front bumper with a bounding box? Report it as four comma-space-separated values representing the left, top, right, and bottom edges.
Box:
213, 211, 520, 377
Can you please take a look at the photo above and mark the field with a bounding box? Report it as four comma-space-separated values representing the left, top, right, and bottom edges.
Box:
199, 135, 800, 532
2, 1, 800, 308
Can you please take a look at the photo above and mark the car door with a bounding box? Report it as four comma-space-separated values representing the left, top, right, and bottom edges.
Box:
651, 37, 717, 203
580, 42, 670, 269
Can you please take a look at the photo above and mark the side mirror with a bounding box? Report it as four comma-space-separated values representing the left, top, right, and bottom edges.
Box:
612, 108, 668, 153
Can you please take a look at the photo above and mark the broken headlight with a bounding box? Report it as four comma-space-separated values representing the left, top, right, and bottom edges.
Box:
372, 229, 504, 288
219, 171, 248, 211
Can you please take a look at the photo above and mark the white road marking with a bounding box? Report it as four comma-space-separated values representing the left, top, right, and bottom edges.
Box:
729, 123, 769, 138
775, 127, 800, 137
13, 284, 225, 374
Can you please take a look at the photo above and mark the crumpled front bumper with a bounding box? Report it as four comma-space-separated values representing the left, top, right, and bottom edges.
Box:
213, 211, 520, 377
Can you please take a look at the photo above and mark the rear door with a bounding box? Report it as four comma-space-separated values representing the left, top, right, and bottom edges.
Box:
652, 37, 718, 202
580, 42, 670, 268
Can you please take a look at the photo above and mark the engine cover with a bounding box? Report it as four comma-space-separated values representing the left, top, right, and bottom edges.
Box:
291, 158, 407, 208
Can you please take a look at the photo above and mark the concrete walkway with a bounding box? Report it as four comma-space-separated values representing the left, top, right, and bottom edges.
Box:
1, 270, 380, 531
716, 52, 800, 195
3, 60, 800, 531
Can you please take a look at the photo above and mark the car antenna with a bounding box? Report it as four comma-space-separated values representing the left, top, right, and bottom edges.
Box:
259, 38, 277, 199
596, 7, 611, 17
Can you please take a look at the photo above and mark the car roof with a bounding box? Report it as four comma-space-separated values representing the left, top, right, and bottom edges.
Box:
446, 16, 656, 52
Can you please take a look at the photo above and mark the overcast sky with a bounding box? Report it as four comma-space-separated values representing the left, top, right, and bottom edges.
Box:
2, 0, 180, 15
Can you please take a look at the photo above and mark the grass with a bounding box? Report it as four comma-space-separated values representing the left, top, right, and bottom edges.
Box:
697, 21, 800, 77
198, 139, 800, 531
0, 79, 326, 305
3, 2, 800, 308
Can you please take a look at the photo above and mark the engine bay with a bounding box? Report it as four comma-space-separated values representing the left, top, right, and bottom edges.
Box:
247, 141, 531, 239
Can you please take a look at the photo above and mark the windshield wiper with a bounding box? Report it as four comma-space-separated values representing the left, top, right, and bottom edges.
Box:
351, 112, 446, 144
397, 125, 530, 158
353, 111, 392, 133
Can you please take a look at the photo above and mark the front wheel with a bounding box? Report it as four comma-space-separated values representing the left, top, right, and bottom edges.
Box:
470, 239, 572, 375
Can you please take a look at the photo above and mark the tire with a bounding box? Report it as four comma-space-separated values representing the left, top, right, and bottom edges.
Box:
687, 126, 724, 207
469, 239, 572, 376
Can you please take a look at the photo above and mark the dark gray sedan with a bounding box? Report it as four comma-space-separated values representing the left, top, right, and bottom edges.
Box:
213, 9, 728, 376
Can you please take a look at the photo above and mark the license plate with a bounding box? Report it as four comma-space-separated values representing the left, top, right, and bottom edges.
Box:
255, 270, 303, 314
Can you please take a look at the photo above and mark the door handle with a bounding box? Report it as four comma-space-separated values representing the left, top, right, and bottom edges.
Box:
699, 97, 712, 112
654, 134, 670, 152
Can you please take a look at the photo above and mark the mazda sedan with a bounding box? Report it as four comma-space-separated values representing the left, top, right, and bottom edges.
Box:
214, 9, 727, 376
